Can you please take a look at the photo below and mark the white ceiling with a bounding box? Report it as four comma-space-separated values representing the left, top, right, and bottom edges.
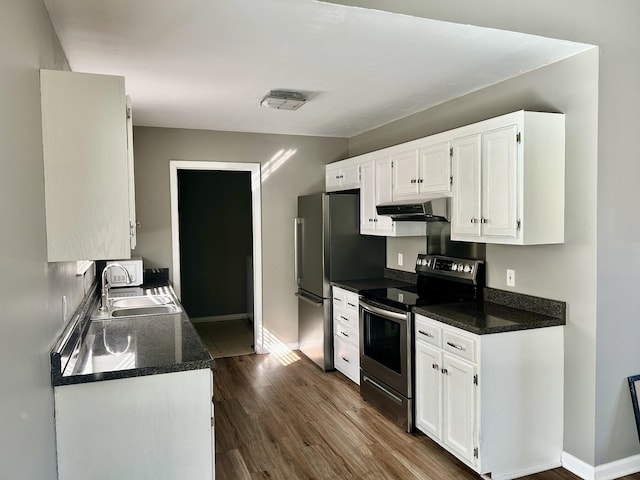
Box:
43, 0, 592, 138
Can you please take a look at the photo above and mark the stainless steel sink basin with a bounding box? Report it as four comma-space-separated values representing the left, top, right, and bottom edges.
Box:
91, 292, 182, 320
110, 295, 173, 309
110, 305, 181, 317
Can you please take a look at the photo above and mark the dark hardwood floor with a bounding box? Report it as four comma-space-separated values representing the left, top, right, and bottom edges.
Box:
214, 352, 640, 480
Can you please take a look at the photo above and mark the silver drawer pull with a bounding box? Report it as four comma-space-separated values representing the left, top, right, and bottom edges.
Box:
342, 356, 350, 363
347, 302, 357, 308
447, 341, 466, 351
418, 330, 433, 338
341, 331, 349, 337
340, 316, 350, 322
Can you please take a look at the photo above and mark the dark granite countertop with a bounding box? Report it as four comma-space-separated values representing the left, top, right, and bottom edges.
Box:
332, 277, 415, 294
51, 284, 213, 386
414, 301, 565, 335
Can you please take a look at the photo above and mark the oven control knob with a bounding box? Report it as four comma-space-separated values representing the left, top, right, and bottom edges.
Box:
463, 264, 472, 273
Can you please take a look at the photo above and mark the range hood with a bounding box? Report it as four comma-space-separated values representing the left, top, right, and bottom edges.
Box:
376, 197, 450, 222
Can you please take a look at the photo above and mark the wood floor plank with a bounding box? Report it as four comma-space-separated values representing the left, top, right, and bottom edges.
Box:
213, 353, 640, 480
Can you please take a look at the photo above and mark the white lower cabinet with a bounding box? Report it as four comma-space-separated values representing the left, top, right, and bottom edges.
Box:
332, 287, 360, 384
414, 313, 563, 480
54, 369, 214, 480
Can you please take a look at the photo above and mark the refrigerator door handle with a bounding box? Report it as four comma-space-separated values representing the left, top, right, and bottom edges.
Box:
295, 291, 323, 307
294, 217, 303, 285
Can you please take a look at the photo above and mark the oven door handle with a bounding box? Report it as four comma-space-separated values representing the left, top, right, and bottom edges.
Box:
360, 299, 407, 321
362, 374, 403, 405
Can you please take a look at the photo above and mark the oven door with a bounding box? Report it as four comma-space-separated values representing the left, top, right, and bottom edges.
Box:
359, 299, 411, 397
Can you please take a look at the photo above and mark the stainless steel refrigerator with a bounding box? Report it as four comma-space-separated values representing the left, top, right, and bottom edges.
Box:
295, 192, 385, 370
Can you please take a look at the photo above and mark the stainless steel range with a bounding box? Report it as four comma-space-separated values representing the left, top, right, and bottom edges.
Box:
359, 253, 485, 432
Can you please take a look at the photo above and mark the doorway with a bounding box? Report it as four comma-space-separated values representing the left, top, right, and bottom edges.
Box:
169, 161, 263, 355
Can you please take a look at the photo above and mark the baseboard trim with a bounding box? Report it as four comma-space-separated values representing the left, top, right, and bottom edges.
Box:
190, 314, 248, 324
562, 451, 640, 480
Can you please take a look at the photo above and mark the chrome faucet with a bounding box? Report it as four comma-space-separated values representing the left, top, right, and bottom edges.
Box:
99, 263, 133, 311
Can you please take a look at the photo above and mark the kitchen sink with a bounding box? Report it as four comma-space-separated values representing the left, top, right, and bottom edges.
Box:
110, 295, 173, 309
110, 305, 181, 317
91, 293, 182, 320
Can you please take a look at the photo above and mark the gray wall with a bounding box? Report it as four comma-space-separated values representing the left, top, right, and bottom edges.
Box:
132, 127, 348, 345
331, 0, 640, 467
0, 1, 87, 478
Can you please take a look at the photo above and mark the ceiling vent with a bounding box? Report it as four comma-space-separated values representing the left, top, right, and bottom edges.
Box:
259, 90, 307, 111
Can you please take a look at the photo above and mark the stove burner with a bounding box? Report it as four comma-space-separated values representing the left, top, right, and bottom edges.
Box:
360, 255, 485, 311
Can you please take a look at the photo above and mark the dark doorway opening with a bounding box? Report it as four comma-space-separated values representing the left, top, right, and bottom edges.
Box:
177, 169, 254, 358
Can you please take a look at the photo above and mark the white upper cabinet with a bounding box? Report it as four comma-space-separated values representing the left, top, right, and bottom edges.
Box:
325, 159, 360, 192
40, 69, 134, 261
392, 141, 451, 200
360, 156, 394, 236
451, 111, 565, 245
126, 96, 137, 250
360, 155, 425, 237
326, 110, 564, 244
391, 149, 420, 198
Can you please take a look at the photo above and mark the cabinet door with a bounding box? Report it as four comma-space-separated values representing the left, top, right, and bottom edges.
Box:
415, 342, 443, 439
41, 69, 130, 262
126, 96, 137, 250
341, 163, 360, 189
442, 354, 477, 464
419, 141, 451, 195
482, 125, 518, 238
359, 161, 377, 235
374, 156, 394, 234
325, 164, 342, 191
451, 134, 482, 238
392, 149, 420, 199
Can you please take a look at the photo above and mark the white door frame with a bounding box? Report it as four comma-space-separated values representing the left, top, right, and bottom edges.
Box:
169, 160, 264, 354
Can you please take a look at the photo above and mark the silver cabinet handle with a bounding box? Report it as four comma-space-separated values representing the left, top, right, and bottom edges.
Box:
481, 218, 489, 224
447, 341, 466, 351
347, 302, 357, 308
471, 218, 479, 224
340, 315, 350, 322
418, 330, 433, 338
417, 179, 424, 183
341, 331, 349, 337
432, 363, 439, 370
342, 356, 350, 363
373, 218, 378, 223
410, 179, 416, 184
441, 368, 448, 375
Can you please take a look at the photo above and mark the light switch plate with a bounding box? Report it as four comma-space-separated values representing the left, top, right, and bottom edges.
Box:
506, 269, 515, 287
397, 253, 403, 266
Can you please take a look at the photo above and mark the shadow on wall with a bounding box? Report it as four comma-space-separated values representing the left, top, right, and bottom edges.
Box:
261, 148, 298, 183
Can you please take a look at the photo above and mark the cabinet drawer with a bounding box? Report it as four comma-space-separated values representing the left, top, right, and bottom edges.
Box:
333, 306, 358, 329
442, 329, 476, 363
332, 286, 347, 310
334, 337, 360, 384
415, 315, 442, 348
334, 319, 359, 347
344, 292, 360, 313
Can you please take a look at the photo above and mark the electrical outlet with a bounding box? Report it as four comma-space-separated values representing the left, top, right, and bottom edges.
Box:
397, 253, 403, 266
506, 269, 515, 287
62, 295, 67, 323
